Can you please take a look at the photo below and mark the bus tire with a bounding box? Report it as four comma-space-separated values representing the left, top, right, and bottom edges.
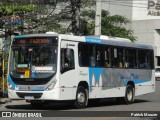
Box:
74, 86, 88, 109
124, 85, 135, 104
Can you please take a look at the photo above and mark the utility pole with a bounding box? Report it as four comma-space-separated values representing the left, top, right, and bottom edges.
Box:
95, 0, 101, 35
71, 0, 81, 35
2, 45, 5, 97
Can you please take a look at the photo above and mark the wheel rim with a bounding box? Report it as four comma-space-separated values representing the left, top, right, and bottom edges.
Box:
127, 89, 133, 101
77, 92, 85, 104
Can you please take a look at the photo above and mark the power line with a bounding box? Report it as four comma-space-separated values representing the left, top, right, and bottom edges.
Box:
95, 0, 150, 1
87, 0, 150, 9
103, 2, 147, 9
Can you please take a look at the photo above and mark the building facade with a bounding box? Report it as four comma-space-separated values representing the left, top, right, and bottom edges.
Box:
102, 0, 160, 66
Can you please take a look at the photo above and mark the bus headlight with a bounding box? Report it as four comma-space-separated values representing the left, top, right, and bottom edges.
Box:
8, 82, 14, 90
46, 82, 56, 91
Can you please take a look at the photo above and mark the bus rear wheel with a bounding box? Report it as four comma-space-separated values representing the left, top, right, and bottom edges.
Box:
124, 85, 135, 104
74, 86, 88, 109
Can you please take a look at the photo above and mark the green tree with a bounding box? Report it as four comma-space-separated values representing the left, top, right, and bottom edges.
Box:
81, 10, 136, 42
52, 0, 94, 34
101, 11, 136, 41
0, 0, 36, 36
56, 1, 136, 41
0, 0, 136, 42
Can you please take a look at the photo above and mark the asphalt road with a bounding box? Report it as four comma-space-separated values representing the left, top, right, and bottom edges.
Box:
0, 81, 160, 120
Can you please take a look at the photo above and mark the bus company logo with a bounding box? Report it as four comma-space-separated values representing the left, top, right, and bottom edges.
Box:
1, 112, 43, 117
2, 112, 11, 117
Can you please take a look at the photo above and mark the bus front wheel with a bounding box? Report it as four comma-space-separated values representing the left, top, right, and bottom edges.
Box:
74, 86, 88, 109
125, 85, 135, 104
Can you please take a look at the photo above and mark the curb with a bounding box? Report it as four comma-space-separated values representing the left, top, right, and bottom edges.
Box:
0, 98, 12, 105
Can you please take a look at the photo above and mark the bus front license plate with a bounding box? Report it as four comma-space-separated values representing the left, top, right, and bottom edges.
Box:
25, 96, 34, 100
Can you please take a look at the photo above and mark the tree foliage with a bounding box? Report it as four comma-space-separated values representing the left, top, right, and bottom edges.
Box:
80, 10, 136, 41
0, 0, 136, 41
0, 5, 36, 17
0, 0, 36, 35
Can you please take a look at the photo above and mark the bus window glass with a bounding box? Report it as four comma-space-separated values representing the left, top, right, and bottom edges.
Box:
117, 48, 124, 68
138, 50, 150, 68
113, 48, 118, 67
96, 46, 104, 67
78, 43, 89, 66
78, 43, 96, 67
125, 49, 137, 68
88, 45, 96, 67
61, 48, 75, 73
150, 50, 154, 69
104, 47, 112, 67
9, 46, 57, 79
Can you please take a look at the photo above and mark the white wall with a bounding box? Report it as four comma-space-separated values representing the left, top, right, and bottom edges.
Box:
102, 0, 133, 20
132, 0, 160, 20
102, 0, 160, 20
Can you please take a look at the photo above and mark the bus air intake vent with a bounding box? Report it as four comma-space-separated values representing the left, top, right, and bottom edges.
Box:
16, 92, 43, 99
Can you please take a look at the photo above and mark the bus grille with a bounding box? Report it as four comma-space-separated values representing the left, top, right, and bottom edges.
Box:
10, 75, 54, 85
16, 92, 43, 99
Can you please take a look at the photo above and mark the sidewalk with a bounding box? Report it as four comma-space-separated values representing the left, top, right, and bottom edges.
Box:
0, 97, 12, 106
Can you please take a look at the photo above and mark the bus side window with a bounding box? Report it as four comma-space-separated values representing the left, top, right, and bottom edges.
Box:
139, 50, 145, 68
88, 45, 96, 67
113, 48, 118, 67
61, 48, 75, 73
117, 48, 124, 68
104, 47, 112, 67
78, 43, 89, 67
145, 51, 151, 69
96, 46, 104, 67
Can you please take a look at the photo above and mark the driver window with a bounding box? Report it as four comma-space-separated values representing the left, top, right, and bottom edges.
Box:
61, 48, 75, 73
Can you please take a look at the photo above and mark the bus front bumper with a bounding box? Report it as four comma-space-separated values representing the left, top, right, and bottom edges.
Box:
8, 88, 60, 100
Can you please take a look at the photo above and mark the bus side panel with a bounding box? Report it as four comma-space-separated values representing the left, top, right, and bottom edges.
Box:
87, 68, 154, 99
135, 70, 155, 96
77, 67, 101, 99
135, 84, 155, 96
101, 87, 126, 98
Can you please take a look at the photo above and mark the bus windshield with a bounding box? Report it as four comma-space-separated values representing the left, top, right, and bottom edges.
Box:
9, 46, 57, 79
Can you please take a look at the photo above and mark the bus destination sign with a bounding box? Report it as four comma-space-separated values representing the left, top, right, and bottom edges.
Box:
13, 37, 58, 45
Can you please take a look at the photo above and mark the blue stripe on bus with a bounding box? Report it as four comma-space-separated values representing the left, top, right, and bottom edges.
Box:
14, 35, 25, 38
85, 37, 101, 44
88, 68, 103, 91
8, 75, 17, 89
124, 79, 150, 85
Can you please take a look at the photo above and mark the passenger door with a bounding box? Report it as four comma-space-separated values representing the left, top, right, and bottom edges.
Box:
59, 40, 77, 100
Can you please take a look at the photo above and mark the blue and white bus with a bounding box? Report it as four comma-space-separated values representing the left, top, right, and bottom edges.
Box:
7, 33, 155, 108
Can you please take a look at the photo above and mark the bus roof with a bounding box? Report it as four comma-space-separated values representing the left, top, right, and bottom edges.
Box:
13, 33, 153, 50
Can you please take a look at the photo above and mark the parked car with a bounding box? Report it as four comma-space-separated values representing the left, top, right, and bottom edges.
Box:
155, 66, 160, 81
